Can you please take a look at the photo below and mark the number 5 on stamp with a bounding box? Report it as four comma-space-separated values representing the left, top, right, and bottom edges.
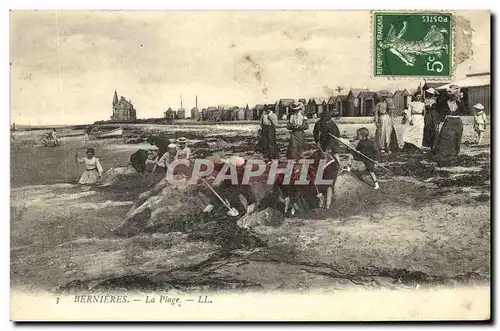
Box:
373, 11, 453, 77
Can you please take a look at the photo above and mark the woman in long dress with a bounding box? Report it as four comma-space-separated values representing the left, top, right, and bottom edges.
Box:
403, 94, 426, 150
76, 148, 104, 185
286, 102, 309, 160
422, 88, 439, 148
431, 85, 464, 166
374, 94, 399, 154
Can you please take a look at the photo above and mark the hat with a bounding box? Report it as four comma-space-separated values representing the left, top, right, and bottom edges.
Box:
290, 101, 305, 112
177, 137, 188, 144
473, 103, 485, 110
167, 143, 177, 149
446, 85, 460, 96
221, 155, 245, 167
378, 90, 390, 97
426, 88, 437, 95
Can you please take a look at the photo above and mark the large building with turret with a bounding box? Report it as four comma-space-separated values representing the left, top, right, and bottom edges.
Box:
111, 90, 137, 121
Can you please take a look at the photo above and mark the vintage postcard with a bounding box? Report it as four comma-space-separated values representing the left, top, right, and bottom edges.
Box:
10, 10, 490, 321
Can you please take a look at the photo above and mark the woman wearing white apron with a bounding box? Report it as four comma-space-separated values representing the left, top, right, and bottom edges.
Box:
403, 94, 426, 150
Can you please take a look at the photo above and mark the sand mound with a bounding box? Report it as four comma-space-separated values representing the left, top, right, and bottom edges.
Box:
99, 166, 138, 188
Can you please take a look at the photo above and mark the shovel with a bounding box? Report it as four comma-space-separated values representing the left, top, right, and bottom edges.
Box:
201, 179, 239, 217
313, 184, 325, 208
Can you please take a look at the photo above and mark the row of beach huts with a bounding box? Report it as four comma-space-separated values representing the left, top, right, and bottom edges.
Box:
162, 73, 490, 122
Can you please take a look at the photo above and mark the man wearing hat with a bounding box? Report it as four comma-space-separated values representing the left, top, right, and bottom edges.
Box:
473, 103, 488, 145
431, 85, 465, 165
313, 109, 341, 164
422, 87, 439, 148
286, 101, 309, 160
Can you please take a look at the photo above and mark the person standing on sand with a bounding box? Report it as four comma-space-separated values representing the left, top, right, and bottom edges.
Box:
260, 107, 279, 160
431, 85, 465, 166
374, 92, 398, 155
422, 88, 439, 148
472, 103, 488, 145
286, 101, 309, 160
403, 94, 426, 151
83, 130, 90, 142
51, 129, 60, 146
313, 110, 341, 165
75, 148, 103, 185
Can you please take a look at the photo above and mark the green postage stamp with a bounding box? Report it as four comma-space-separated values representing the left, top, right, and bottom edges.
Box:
373, 11, 453, 78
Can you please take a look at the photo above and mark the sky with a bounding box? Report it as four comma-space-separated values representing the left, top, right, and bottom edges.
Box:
10, 10, 490, 125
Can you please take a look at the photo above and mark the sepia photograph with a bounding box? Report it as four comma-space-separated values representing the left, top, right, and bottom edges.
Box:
9, 9, 491, 321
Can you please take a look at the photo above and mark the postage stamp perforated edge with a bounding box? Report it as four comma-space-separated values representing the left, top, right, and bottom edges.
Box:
369, 10, 457, 81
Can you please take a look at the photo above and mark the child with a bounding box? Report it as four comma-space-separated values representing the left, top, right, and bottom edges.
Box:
352, 127, 380, 190
473, 103, 488, 145
157, 143, 178, 169
143, 150, 160, 182
175, 137, 191, 160
76, 148, 103, 185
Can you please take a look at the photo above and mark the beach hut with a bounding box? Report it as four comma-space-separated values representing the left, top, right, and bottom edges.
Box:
346, 88, 369, 117
358, 91, 376, 116
236, 107, 246, 120
334, 95, 348, 116
327, 96, 336, 113
276, 99, 295, 118
391, 90, 406, 113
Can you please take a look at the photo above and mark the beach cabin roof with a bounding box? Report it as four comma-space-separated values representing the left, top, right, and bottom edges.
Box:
359, 91, 375, 98
435, 73, 490, 90
278, 98, 295, 106
348, 88, 369, 98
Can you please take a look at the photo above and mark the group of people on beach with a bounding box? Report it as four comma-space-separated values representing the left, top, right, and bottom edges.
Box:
72, 84, 488, 217
400, 85, 487, 164
259, 100, 381, 193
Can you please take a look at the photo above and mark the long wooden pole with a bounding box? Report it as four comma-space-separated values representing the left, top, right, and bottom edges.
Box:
328, 133, 390, 172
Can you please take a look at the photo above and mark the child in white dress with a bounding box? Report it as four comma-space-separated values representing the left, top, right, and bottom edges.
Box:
76, 148, 103, 185
473, 103, 488, 145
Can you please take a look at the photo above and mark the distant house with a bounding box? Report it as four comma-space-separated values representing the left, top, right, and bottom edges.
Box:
346, 89, 369, 117
111, 90, 137, 121
436, 72, 490, 115
334, 95, 348, 116
327, 96, 336, 113
243, 105, 250, 120
201, 108, 207, 121
275, 98, 295, 118
391, 90, 407, 113
164, 107, 175, 121
225, 107, 236, 121
358, 91, 376, 116
236, 107, 246, 120
251, 104, 266, 120
217, 105, 232, 121
306, 98, 327, 117
177, 108, 186, 119
191, 107, 200, 121
204, 106, 221, 121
